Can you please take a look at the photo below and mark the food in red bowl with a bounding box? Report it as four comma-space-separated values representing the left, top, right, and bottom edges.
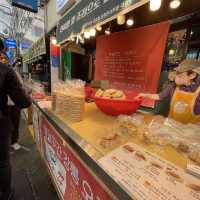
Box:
93, 90, 142, 116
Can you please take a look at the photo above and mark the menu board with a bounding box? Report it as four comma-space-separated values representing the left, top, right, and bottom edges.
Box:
95, 21, 170, 107
99, 143, 200, 200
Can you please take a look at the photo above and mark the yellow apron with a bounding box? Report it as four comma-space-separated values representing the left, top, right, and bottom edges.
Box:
169, 86, 200, 124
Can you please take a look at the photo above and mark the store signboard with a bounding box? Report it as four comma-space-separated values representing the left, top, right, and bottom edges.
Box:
57, 0, 144, 43
4, 38, 17, 49
40, 115, 114, 200
12, 0, 38, 13
95, 21, 170, 108
99, 143, 200, 200
57, 0, 75, 15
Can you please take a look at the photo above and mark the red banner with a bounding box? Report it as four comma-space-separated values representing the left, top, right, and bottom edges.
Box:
40, 115, 113, 200
95, 21, 170, 107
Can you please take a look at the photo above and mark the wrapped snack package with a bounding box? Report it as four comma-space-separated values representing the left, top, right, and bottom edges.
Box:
52, 80, 85, 123
189, 144, 200, 165
144, 117, 200, 164
99, 128, 123, 150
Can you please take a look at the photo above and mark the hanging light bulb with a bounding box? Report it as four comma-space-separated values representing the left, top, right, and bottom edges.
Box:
169, 49, 175, 55
170, 0, 181, 9
84, 31, 91, 39
126, 18, 134, 26
90, 28, 96, 37
96, 25, 102, 31
105, 27, 111, 35
117, 15, 126, 25
150, 0, 162, 11
51, 37, 57, 45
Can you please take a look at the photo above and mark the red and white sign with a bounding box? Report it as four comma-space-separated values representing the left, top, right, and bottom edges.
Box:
40, 115, 114, 200
95, 21, 170, 107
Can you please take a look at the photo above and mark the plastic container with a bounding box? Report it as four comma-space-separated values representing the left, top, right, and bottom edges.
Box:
93, 91, 142, 116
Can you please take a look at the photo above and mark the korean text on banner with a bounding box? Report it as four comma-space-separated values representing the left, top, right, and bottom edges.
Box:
95, 21, 170, 108
40, 115, 114, 200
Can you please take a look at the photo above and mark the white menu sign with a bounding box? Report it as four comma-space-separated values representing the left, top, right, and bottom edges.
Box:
99, 143, 200, 200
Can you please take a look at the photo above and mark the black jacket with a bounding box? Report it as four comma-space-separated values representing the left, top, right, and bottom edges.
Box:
0, 62, 32, 137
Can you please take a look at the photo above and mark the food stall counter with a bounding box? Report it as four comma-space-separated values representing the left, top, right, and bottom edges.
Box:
32, 101, 200, 200
52, 103, 191, 168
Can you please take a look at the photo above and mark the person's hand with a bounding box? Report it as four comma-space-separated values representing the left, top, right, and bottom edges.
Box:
136, 93, 147, 99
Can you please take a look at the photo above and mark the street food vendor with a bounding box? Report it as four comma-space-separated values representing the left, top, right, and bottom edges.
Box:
138, 60, 200, 124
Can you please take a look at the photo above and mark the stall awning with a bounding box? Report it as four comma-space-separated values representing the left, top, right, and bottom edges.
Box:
57, 0, 149, 43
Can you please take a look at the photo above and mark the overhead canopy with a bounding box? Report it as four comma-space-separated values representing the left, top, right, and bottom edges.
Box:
57, 0, 149, 43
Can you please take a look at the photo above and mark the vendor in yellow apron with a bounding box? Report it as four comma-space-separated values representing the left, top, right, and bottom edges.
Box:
138, 59, 200, 124
169, 86, 200, 124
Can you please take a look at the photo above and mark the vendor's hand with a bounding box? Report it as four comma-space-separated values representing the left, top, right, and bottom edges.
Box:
136, 93, 147, 99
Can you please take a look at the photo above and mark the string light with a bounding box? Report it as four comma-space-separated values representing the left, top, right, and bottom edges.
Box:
90, 28, 96, 37
150, 0, 162, 11
170, 0, 181, 9
126, 18, 134, 26
51, 37, 57, 45
105, 28, 111, 35
84, 31, 91, 39
96, 25, 102, 31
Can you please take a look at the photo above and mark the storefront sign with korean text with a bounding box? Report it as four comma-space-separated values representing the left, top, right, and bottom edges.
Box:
40, 115, 114, 200
95, 21, 170, 107
57, 0, 146, 43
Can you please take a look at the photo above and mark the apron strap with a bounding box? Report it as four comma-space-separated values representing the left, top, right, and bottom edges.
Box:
195, 86, 200, 95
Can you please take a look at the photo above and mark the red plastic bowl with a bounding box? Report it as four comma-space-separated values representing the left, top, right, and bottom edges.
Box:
93, 91, 142, 116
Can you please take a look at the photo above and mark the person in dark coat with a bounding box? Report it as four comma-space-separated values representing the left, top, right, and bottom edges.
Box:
0, 38, 32, 199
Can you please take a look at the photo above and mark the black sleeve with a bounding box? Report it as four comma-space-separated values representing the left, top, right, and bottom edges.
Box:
6, 68, 32, 108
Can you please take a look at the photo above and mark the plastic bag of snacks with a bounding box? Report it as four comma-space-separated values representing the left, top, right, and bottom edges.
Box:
144, 117, 200, 151
52, 80, 85, 123
144, 117, 175, 146
116, 114, 146, 138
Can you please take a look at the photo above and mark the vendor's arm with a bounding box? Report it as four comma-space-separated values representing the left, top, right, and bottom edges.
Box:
138, 83, 176, 101
194, 94, 200, 115
138, 93, 160, 100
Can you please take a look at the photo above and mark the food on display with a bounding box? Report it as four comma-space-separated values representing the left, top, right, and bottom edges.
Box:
95, 89, 126, 100
101, 113, 200, 165
189, 145, 200, 165
116, 115, 137, 136
177, 142, 190, 153
52, 80, 85, 122
99, 132, 121, 149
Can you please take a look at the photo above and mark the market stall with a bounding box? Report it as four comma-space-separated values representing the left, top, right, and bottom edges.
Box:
31, 0, 200, 200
